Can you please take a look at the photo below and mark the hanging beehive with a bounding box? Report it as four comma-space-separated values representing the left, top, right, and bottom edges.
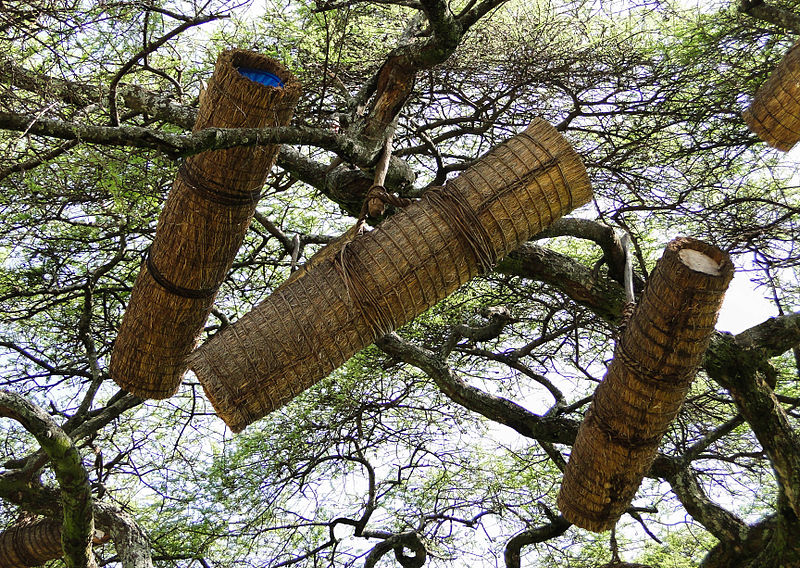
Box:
743, 40, 800, 151
0, 518, 63, 568
188, 118, 593, 432
111, 50, 301, 399
557, 237, 734, 532
0, 518, 108, 568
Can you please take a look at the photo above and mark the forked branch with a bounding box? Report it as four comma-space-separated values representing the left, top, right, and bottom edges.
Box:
0, 391, 95, 568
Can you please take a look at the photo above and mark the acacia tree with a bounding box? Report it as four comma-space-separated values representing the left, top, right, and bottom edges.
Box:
0, 0, 799, 566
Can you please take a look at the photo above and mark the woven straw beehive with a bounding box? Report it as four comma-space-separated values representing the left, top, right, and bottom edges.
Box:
0, 518, 64, 568
0, 517, 108, 568
188, 118, 593, 432
743, 41, 800, 151
110, 50, 301, 399
557, 237, 734, 532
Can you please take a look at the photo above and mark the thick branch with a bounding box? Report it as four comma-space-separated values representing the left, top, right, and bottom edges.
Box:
495, 242, 627, 323
533, 218, 630, 285
0, 391, 95, 568
665, 466, 748, 543
457, 0, 509, 30
704, 330, 800, 517
362, 531, 425, 568
94, 503, 154, 568
0, 111, 371, 161
452, 306, 513, 342
504, 516, 571, 568
376, 333, 579, 444
700, 509, 800, 568
734, 311, 800, 358
0, 55, 196, 128
739, 1, 800, 34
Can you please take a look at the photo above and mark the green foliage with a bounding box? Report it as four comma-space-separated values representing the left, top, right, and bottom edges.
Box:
1, 0, 800, 566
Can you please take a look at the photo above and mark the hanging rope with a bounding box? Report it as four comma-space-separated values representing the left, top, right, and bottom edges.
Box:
335, 133, 415, 336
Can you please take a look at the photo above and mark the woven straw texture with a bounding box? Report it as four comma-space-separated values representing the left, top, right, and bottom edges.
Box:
557, 237, 734, 532
0, 518, 64, 568
189, 118, 593, 432
743, 40, 800, 151
110, 50, 301, 399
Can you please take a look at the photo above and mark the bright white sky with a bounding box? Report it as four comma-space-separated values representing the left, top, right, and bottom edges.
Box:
717, 273, 778, 334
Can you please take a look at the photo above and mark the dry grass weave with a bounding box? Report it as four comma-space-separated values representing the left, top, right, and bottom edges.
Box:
189, 118, 593, 432
110, 50, 301, 399
743, 40, 800, 151
0, 518, 64, 568
0, 517, 110, 568
557, 237, 734, 532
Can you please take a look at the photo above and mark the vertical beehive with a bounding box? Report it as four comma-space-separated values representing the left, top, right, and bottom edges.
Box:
557, 237, 734, 532
111, 50, 301, 398
188, 118, 593, 432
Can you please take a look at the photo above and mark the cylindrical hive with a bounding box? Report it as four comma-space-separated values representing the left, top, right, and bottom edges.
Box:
0, 518, 110, 568
557, 237, 734, 532
111, 50, 301, 398
743, 40, 800, 151
0, 518, 64, 568
188, 118, 593, 432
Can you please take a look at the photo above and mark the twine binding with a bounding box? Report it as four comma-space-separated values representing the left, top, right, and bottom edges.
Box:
557, 237, 734, 532
145, 248, 218, 299
178, 161, 263, 206
189, 118, 593, 432
110, 49, 301, 399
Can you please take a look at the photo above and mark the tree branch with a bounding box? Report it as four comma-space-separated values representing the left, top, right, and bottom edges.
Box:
93, 503, 154, 568
665, 466, 748, 543
376, 333, 579, 444
533, 218, 631, 286
739, 1, 800, 34
362, 531, 426, 568
457, 0, 510, 30
0, 391, 95, 568
0, 110, 371, 162
504, 516, 571, 568
734, 311, 800, 358
495, 242, 627, 323
704, 329, 800, 518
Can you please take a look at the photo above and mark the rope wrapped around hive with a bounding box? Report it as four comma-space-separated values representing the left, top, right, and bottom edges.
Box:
743, 40, 800, 151
110, 50, 301, 398
188, 118, 593, 432
557, 237, 734, 532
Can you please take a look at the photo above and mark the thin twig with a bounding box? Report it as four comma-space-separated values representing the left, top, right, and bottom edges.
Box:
107, 13, 223, 126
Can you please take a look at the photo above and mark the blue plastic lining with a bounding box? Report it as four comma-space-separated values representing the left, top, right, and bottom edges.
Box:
237, 67, 284, 88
